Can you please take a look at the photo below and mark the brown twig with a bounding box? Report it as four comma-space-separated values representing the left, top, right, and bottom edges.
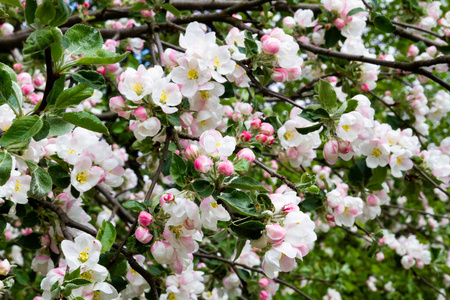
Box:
413, 165, 449, 198
253, 159, 297, 192
382, 204, 448, 219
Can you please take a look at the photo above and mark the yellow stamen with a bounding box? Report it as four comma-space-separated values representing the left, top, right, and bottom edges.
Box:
160, 89, 170, 104
132, 82, 144, 96
397, 156, 404, 165
93, 291, 101, 300
14, 179, 22, 192
168, 294, 177, 300
78, 250, 89, 263
342, 124, 351, 132
284, 130, 294, 141
80, 270, 94, 281
187, 68, 199, 80
343, 206, 350, 216
210, 202, 218, 208
371, 148, 381, 158
68, 148, 76, 155
200, 91, 210, 101
200, 120, 207, 127
216, 142, 221, 147
77, 170, 89, 184
130, 268, 137, 276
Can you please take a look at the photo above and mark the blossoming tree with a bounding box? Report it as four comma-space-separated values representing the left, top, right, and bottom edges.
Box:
0, 0, 449, 299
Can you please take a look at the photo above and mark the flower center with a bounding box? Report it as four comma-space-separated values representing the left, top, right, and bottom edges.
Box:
78, 248, 90, 263
130, 267, 137, 276
77, 170, 89, 184
160, 89, 170, 104
80, 270, 94, 281
14, 179, 22, 192
187, 68, 199, 80
342, 124, 352, 132
397, 156, 404, 165
93, 291, 101, 300
284, 130, 294, 141
68, 148, 76, 155
200, 91, 210, 101
216, 142, 221, 147
371, 148, 381, 158
132, 82, 144, 96
343, 206, 350, 216
168, 294, 177, 300
200, 120, 207, 127
214, 56, 222, 68
210, 202, 218, 208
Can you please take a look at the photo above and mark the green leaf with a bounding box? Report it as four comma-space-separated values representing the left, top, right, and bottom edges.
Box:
155, 11, 166, 23
218, 190, 258, 217
33, 120, 50, 141
234, 158, 250, 172
230, 220, 265, 240
15, 269, 30, 286
0, 69, 12, 105
162, 3, 181, 17
324, 27, 342, 48
47, 117, 75, 136
76, 49, 128, 65
233, 238, 247, 262
46, 75, 66, 106
48, 164, 70, 188
0, 152, 12, 186
348, 158, 372, 187
64, 267, 81, 281
71, 71, 105, 89
122, 200, 146, 212
17, 232, 42, 249
62, 24, 103, 55
192, 180, 215, 198
347, 7, 366, 16
62, 111, 109, 135
25, 0, 37, 28
170, 154, 187, 187
317, 80, 337, 111
23, 27, 62, 55
0, 215, 6, 233
49, 0, 71, 27
0, 8, 8, 18
227, 176, 268, 192
374, 15, 396, 33
167, 112, 181, 127
0, 0, 22, 8
26, 161, 52, 199
23, 211, 39, 227
35, 0, 56, 26
0, 116, 43, 147
256, 193, 274, 211
296, 123, 322, 135
299, 106, 330, 122
96, 221, 117, 253
301, 193, 324, 211
366, 167, 387, 191
54, 84, 94, 109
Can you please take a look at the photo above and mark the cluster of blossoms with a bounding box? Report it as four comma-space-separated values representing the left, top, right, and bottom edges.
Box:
419, 137, 450, 195
160, 265, 205, 300
41, 233, 118, 299
323, 288, 342, 300
277, 107, 322, 168
380, 230, 432, 269
325, 95, 420, 178
419, 1, 443, 30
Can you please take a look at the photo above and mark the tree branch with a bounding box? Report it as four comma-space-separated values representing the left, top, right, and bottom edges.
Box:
253, 159, 298, 192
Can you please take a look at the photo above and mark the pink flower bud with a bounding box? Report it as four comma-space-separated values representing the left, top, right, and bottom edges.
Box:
271, 68, 289, 82
133, 106, 147, 121
97, 66, 106, 75
135, 227, 153, 244
41, 235, 50, 247
334, 18, 346, 30
240, 131, 251, 142
260, 123, 274, 136
138, 211, 153, 227
262, 37, 280, 54
323, 139, 339, 165
250, 118, 261, 130
217, 160, 234, 176
338, 140, 353, 155
375, 252, 384, 261
283, 16, 296, 28
159, 193, 175, 206
266, 223, 286, 244
180, 112, 194, 128
266, 136, 274, 145
83, 2, 89, 8
236, 148, 255, 164
367, 195, 379, 206
13, 63, 22, 72
21, 83, 34, 95
259, 277, 270, 288
260, 290, 269, 300
407, 45, 419, 57
29, 93, 42, 105
256, 134, 269, 144
140, 10, 152, 17
194, 155, 214, 173
239, 103, 253, 115
33, 76, 44, 87
21, 228, 33, 236
0, 259, 11, 276
106, 63, 120, 73
426, 46, 437, 56
185, 145, 200, 161
287, 67, 302, 81
109, 96, 126, 113
162, 49, 181, 67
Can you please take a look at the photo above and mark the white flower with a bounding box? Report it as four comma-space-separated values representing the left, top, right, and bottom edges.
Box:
133, 117, 161, 140
200, 196, 230, 230
389, 147, 413, 178
152, 77, 182, 114
118, 65, 164, 103
336, 111, 366, 142
171, 56, 211, 98
199, 129, 236, 158
61, 233, 102, 271
0, 172, 31, 204
70, 156, 103, 193
333, 196, 364, 227
278, 120, 303, 148
360, 139, 390, 168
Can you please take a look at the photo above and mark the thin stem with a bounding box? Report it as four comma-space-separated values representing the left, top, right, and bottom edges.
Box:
413, 164, 449, 198
253, 159, 298, 192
